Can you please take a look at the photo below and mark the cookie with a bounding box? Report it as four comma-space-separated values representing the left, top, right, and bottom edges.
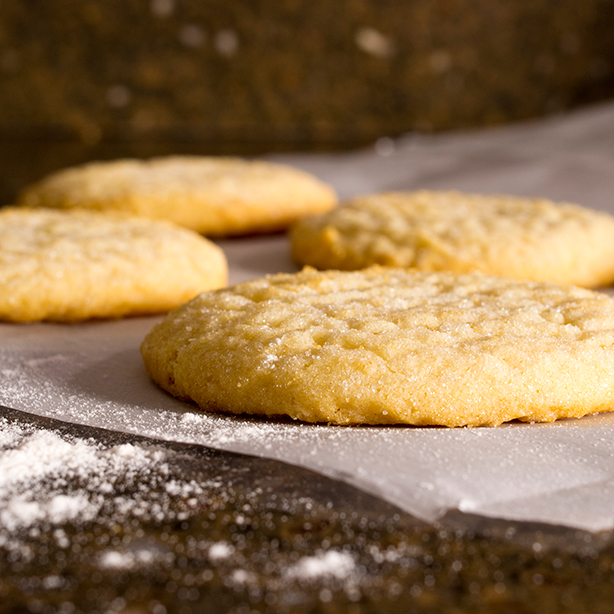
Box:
0, 207, 227, 322
17, 156, 338, 237
141, 266, 614, 427
290, 190, 614, 288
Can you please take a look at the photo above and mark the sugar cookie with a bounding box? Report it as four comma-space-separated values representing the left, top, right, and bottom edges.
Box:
290, 190, 614, 287
18, 156, 337, 236
141, 267, 614, 426
0, 207, 227, 322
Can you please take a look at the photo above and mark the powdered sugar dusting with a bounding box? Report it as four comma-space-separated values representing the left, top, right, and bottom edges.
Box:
1, 494, 91, 532
0, 429, 99, 488
0, 415, 209, 547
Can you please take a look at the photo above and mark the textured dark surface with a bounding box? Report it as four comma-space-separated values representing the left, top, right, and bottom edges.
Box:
2, 1, 614, 205
2, 406, 614, 614
1, 0, 614, 145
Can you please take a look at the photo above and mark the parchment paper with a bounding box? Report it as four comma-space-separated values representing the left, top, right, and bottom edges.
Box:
3, 101, 614, 532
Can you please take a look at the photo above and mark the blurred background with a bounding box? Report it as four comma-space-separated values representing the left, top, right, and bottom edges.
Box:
1, 0, 614, 205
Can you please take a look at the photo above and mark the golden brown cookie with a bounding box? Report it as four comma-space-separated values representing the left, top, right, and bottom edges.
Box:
141, 266, 614, 427
17, 156, 337, 236
0, 207, 227, 322
290, 190, 614, 287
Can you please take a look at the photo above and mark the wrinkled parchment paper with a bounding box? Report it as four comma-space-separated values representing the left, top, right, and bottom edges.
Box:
3, 101, 614, 532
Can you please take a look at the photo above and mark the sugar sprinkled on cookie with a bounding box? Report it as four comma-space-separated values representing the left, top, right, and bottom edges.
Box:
18, 156, 338, 237
141, 266, 614, 427
0, 207, 227, 322
291, 190, 614, 288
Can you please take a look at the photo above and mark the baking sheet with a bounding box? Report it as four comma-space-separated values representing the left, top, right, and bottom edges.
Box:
3, 101, 614, 532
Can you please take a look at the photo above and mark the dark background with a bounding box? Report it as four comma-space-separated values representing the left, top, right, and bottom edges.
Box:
1, 0, 614, 204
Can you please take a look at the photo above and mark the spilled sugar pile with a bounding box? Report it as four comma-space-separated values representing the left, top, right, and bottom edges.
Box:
0, 415, 208, 543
